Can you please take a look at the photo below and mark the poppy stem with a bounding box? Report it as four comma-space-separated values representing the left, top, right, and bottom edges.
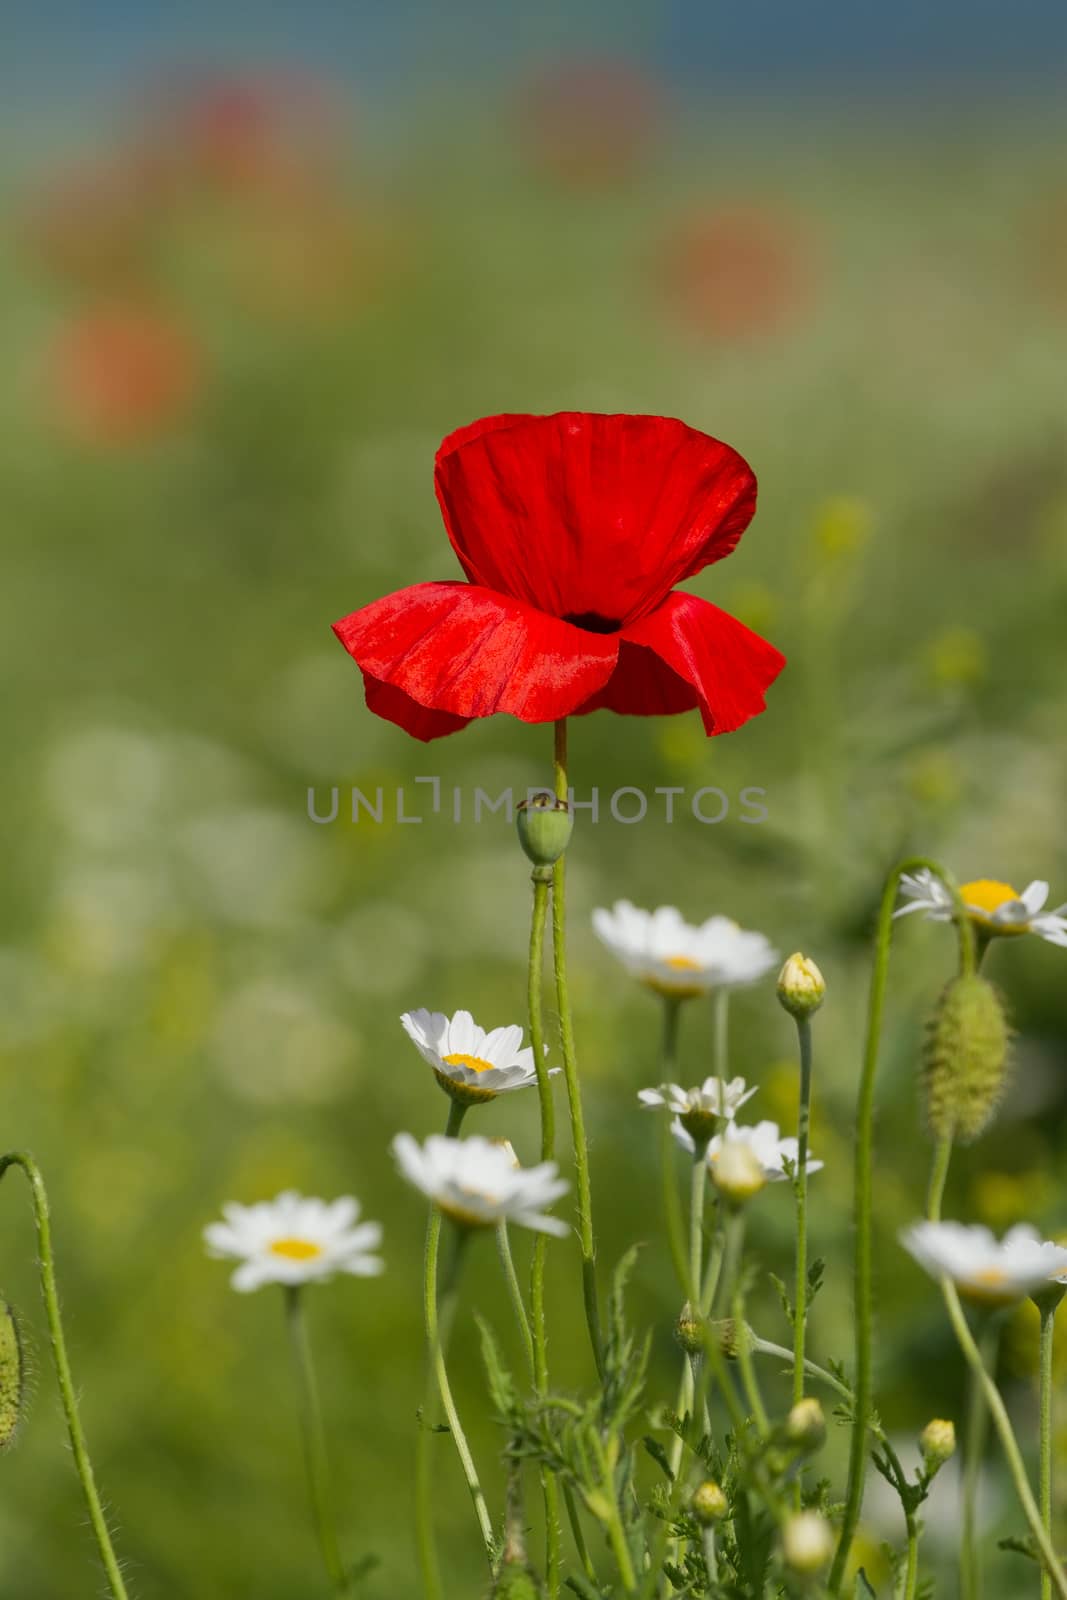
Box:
829, 856, 972, 1595
0, 1153, 130, 1600
551, 718, 604, 1377
1040, 1301, 1058, 1600
525, 869, 562, 1598
284, 1284, 351, 1596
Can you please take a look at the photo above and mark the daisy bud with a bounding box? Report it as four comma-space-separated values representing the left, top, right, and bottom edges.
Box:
711, 1139, 766, 1206
781, 1510, 835, 1576
674, 1301, 706, 1356
919, 1417, 956, 1471
785, 1397, 826, 1453
691, 1480, 728, 1525
516, 792, 573, 875
0, 1297, 25, 1451
922, 974, 1011, 1145
777, 953, 826, 1020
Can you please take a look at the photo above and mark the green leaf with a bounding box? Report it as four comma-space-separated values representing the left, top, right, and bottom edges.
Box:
642, 1434, 674, 1481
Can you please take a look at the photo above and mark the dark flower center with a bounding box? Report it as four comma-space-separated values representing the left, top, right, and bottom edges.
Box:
563, 611, 622, 634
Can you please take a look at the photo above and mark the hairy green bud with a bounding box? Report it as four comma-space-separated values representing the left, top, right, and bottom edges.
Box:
0, 1297, 26, 1451
674, 1301, 706, 1356
491, 1560, 543, 1599
691, 1480, 728, 1525
709, 1317, 753, 1360
922, 973, 1010, 1144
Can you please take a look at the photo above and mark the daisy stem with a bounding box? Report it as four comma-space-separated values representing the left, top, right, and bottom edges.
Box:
727, 1210, 768, 1435
552, 717, 604, 1377
712, 988, 730, 1136
428, 1221, 495, 1563
960, 1318, 996, 1600
942, 1286, 1067, 1598
496, 1222, 535, 1377
527, 870, 563, 1597
668, 1138, 708, 1486
284, 1285, 350, 1597
416, 1101, 468, 1600
0, 1153, 129, 1600
829, 856, 973, 1595
1040, 1302, 1058, 1600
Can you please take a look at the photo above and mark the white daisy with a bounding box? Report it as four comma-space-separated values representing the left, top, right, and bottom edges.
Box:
204, 1191, 384, 1293
392, 1133, 569, 1235
592, 901, 779, 999
895, 870, 1067, 947
673, 1118, 823, 1182
400, 1008, 555, 1105
900, 1221, 1067, 1306
639, 1077, 757, 1142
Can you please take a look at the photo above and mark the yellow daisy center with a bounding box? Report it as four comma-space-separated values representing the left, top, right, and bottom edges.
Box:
443, 1051, 495, 1074
960, 879, 1030, 934
665, 955, 701, 971
968, 1266, 1007, 1287
269, 1237, 323, 1261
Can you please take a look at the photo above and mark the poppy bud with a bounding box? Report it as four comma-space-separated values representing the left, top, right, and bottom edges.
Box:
691, 1480, 728, 1525
919, 1417, 956, 1471
785, 1397, 826, 1453
776, 953, 826, 1020
922, 973, 1011, 1144
711, 1139, 765, 1206
516, 792, 574, 876
781, 1510, 835, 1575
0, 1297, 25, 1451
675, 1301, 706, 1356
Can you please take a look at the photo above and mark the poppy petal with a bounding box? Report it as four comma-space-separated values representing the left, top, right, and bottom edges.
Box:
434, 412, 756, 627
579, 590, 785, 734
333, 581, 619, 740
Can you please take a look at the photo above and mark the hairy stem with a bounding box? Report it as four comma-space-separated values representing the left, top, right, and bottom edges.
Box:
1041, 1303, 1058, 1600
526, 870, 562, 1596
552, 717, 603, 1375
285, 1285, 351, 1595
427, 1222, 495, 1562
793, 1014, 814, 1410
0, 1152, 130, 1600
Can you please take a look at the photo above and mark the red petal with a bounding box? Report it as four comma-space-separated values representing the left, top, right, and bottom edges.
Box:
333, 581, 619, 738
579, 590, 785, 734
434, 412, 756, 628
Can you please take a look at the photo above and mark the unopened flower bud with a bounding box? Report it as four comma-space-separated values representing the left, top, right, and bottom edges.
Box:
922, 973, 1011, 1145
785, 1397, 826, 1453
711, 1139, 765, 1206
0, 1298, 25, 1451
691, 1480, 728, 1525
919, 1417, 956, 1469
781, 1511, 835, 1575
675, 1301, 706, 1357
491, 1558, 544, 1598
516, 792, 573, 875
777, 953, 826, 1020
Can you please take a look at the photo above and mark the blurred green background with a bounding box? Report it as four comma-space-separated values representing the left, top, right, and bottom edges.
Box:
3, 6, 1067, 1595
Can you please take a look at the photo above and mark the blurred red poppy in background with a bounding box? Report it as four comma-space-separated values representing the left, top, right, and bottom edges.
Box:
333, 412, 784, 742
518, 59, 660, 188
47, 302, 203, 444
18, 159, 156, 288
659, 204, 815, 341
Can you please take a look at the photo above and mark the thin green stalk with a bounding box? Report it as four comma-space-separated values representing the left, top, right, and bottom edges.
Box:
497, 1222, 535, 1378
285, 1285, 351, 1596
902, 1511, 920, 1600
712, 989, 730, 1134
416, 1101, 467, 1600
793, 1015, 814, 1409
1040, 1302, 1059, 1600
0, 1153, 130, 1600
926, 1135, 953, 1223
942, 1283, 1067, 1599
427, 1223, 495, 1562
552, 716, 603, 1375
668, 1137, 709, 1485
563, 1482, 598, 1586
702, 1526, 718, 1588
527, 870, 562, 1597
592, 1434, 638, 1592
727, 1212, 768, 1435
829, 857, 974, 1593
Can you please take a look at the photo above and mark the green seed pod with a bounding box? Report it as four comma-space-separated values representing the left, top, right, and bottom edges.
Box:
0, 1296, 26, 1451
922, 973, 1011, 1144
516, 792, 573, 874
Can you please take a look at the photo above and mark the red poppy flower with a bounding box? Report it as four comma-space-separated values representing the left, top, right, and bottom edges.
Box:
333, 412, 784, 743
